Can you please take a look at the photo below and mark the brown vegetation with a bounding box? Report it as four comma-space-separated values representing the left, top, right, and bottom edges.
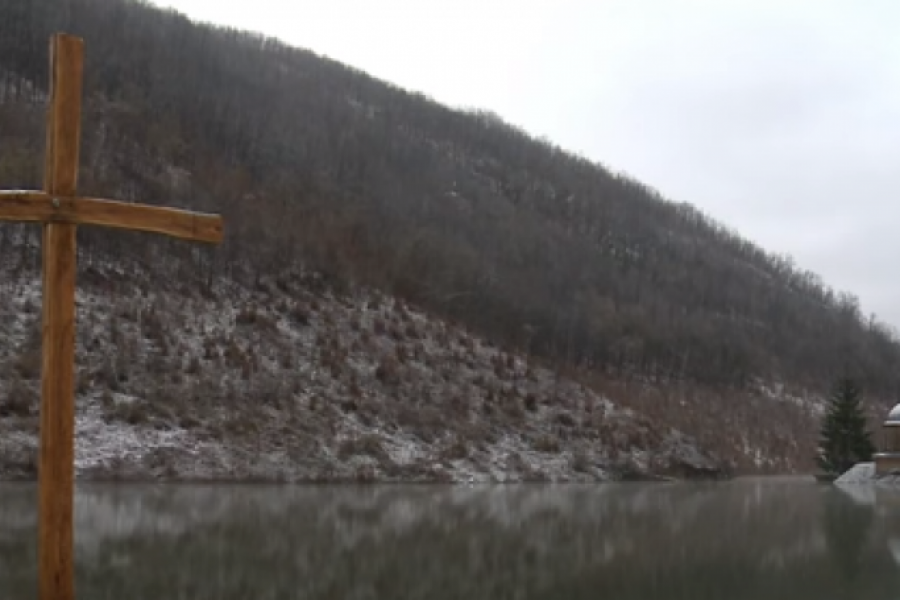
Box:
0, 0, 889, 478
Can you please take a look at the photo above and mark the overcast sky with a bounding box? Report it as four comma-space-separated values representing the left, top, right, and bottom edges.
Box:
151, 0, 900, 326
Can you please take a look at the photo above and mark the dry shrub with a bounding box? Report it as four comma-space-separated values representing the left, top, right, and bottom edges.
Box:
459, 335, 474, 350
236, 305, 277, 331
521, 468, 552, 483
395, 344, 409, 364
96, 357, 122, 392
147, 352, 169, 376
100, 389, 115, 411
142, 308, 167, 344
502, 395, 526, 421
75, 373, 91, 396
533, 434, 561, 453
224, 338, 248, 370
0, 379, 37, 417
493, 359, 506, 379
355, 465, 378, 482
13, 350, 41, 380
448, 395, 469, 417
555, 411, 577, 427
118, 304, 138, 322
203, 338, 219, 360
396, 405, 443, 443
375, 356, 401, 386
107, 399, 152, 425
222, 414, 258, 437
459, 420, 494, 447
372, 317, 387, 336
357, 402, 382, 427
275, 277, 291, 294
337, 434, 389, 463
570, 448, 592, 473
425, 467, 455, 483
290, 304, 311, 326
440, 436, 470, 461
179, 414, 202, 429
321, 346, 344, 379
185, 356, 202, 375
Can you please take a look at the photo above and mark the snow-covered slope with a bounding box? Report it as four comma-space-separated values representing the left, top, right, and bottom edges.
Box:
0, 254, 724, 482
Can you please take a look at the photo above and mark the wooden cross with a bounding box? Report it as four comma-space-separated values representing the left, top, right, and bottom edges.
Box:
0, 34, 223, 600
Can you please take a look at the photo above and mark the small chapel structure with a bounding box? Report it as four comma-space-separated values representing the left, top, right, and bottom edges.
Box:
874, 404, 900, 475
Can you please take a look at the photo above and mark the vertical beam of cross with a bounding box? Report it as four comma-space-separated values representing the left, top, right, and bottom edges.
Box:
0, 32, 222, 600
39, 33, 82, 600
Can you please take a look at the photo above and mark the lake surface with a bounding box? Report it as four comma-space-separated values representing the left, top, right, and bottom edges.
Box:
2, 479, 899, 599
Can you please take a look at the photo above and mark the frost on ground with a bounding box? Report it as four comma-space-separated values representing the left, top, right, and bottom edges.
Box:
0, 257, 726, 483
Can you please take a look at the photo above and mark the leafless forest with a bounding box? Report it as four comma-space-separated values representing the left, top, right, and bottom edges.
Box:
0, 0, 896, 475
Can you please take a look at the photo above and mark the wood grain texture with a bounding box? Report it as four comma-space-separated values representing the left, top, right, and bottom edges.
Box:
0, 191, 224, 243
39, 33, 82, 600
44, 35, 82, 195
39, 222, 77, 600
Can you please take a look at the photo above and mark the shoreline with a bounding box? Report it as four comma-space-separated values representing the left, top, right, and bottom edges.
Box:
0, 472, 755, 486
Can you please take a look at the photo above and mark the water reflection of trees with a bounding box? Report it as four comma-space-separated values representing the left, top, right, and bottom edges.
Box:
823, 493, 873, 585
2, 483, 900, 600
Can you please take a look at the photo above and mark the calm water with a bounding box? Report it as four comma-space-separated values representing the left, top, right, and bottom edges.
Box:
2, 480, 900, 599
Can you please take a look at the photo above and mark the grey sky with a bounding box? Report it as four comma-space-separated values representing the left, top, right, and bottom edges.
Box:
151, 0, 900, 327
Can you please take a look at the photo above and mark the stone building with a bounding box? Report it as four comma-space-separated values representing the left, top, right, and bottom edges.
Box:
875, 404, 900, 475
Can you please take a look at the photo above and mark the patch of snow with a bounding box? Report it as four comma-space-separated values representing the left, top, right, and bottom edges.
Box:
0, 260, 725, 483
835, 462, 876, 485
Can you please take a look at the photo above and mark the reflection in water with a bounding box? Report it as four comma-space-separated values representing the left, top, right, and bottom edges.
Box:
823, 492, 874, 595
1, 481, 900, 599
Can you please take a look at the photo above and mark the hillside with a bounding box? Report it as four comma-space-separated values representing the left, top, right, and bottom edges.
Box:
0, 0, 896, 476
0, 254, 722, 482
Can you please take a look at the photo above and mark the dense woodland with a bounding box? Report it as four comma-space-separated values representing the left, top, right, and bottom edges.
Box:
1, 0, 898, 407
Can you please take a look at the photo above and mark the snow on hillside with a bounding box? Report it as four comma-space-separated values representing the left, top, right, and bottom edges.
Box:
0, 256, 725, 483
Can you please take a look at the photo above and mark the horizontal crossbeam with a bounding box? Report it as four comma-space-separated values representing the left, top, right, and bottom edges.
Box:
0, 190, 223, 243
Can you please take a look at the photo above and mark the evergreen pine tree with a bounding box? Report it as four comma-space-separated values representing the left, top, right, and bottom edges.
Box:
817, 377, 876, 475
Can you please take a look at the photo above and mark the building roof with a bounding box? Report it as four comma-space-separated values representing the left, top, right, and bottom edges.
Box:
887, 404, 900, 424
